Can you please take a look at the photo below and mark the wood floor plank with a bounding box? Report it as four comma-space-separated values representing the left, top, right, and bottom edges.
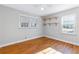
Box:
0, 37, 79, 54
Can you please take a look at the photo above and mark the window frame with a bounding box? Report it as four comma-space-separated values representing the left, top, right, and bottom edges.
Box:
61, 14, 77, 35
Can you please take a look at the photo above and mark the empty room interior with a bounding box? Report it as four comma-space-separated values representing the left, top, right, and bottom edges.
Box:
0, 4, 79, 54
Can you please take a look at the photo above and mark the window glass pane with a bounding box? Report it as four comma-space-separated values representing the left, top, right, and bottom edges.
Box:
61, 14, 76, 34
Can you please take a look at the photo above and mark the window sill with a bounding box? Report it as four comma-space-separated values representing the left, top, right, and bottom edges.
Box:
61, 32, 77, 36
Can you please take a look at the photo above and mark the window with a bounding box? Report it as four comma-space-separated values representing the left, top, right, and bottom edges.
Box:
19, 15, 29, 28
61, 14, 76, 34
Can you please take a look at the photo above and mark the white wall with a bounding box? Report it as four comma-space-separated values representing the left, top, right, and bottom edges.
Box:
0, 5, 43, 46
1, 5, 79, 47
44, 7, 79, 45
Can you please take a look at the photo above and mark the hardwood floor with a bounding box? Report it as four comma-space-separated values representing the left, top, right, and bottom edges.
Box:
0, 37, 79, 54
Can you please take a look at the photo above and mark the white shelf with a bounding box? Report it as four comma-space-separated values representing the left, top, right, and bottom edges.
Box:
43, 17, 58, 26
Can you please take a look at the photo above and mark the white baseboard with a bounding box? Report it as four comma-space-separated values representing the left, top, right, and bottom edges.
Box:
0, 36, 43, 48
45, 35, 79, 46
1, 35, 79, 48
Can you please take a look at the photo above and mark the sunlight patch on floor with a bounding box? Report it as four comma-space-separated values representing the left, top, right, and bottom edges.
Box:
36, 47, 63, 54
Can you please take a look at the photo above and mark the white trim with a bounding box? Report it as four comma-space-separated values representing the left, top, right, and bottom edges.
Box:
1, 35, 79, 48
0, 36, 43, 48
61, 14, 77, 35
45, 35, 79, 46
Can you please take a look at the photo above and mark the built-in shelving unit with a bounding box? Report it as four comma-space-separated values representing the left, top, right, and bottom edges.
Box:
43, 16, 58, 26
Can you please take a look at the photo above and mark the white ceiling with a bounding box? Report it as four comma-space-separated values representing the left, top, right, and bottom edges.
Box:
2, 4, 79, 16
